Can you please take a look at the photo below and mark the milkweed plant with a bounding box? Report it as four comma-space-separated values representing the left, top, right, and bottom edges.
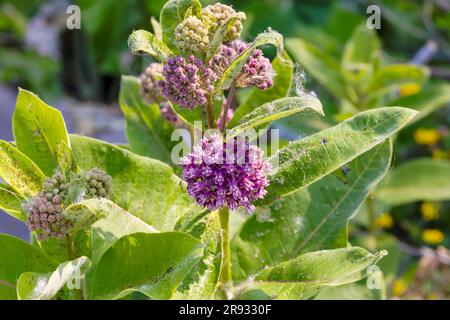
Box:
0, 0, 419, 300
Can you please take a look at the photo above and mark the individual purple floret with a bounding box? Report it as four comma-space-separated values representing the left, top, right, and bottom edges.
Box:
181, 134, 271, 212
158, 55, 217, 109
209, 40, 274, 90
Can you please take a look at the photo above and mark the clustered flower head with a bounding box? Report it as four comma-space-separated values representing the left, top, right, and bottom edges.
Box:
203, 3, 246, 41
26, 171, 70, 240
181, 134, 271, 212
210, 40, 274, 90
139, 63, 166, 105
158, 55, 217, 108
25, 168, 113, 240
174, 15, 210, 56
82, 168, 113, 199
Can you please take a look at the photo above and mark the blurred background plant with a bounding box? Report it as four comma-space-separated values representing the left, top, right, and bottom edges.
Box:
0, 0, 449, 300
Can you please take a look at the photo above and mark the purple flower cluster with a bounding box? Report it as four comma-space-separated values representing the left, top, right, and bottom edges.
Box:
26, 172, 71, 240
158, 55, 217, 109
209, 40, 274, 90
181, 134, 271, 212
139, 63, 166, 105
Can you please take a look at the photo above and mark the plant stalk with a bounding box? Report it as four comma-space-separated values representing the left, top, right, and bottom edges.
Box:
220, 83, 236, 133
218, 207, 232, 297
205, 94, 216, 129
65, 234, 83, 300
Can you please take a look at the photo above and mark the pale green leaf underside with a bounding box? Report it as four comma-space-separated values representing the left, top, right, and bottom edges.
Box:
127, 30, 173, 62
17, 257, 90, 300
0, 183, 26, 221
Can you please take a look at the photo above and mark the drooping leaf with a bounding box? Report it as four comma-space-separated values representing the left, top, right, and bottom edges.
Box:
127, 30, 173, 62
229, 52, 294, 127
0, 233, 56, 299
285, 38, 345, 99
258, 107, 417, 205
232, 140, 392, 279
0, 140, 45, 197
227, 96, 323, 140
17, 256, 90, 300
160, 0, 202, 53
205, 16, 238, 61
216, 30, 284, 90
235, 247, 386, 300
12, 88, 69, 176
70, 134, 203, 231
375, 158, 450, 206
0, 183, 26, 221
119, 76, 176, 168
315, 277, 386, 300
88, 232, 203, 300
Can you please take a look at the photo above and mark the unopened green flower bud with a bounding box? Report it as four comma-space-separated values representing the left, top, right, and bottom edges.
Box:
203, 3, 245, 41
174, 15, 210, 55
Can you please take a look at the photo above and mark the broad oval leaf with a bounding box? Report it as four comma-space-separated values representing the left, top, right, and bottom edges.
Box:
127, 30, 173, 62
119, 75, 176, 168
375, 158, 450, 206
70, 134, 203, 231
0, 140, 45, 196
235, 247, 386, 300
13, 88, 70, 176
232, 140, 392, 279
17, 256, 90, 300
0, 183, 26, 221
88, 232, 203, 300
258, 107, 417, 205
229, 52, 294, 127
216, 30, 285, 90
0, 233, 56, 299
227, 96, 323, 140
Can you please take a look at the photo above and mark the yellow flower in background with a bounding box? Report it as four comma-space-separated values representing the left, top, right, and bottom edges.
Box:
414, 128, 441, 145
420, 202, 440, 221
399, 83, 421, 97
432, 149, 450, 160
375, 213, 394, 229
421, 229, 445, 245
391, 279, 407, 296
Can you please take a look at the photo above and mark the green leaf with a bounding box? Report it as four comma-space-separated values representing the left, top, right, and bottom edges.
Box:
0, 233, 56, 299
389, 83, 450, 123
127, 30, 173, 62
170, 93, 223, 127
285, 38, 345, 99
375, 158, 450, 206
70, 134, 203, 231
12, 88, 70, 176
368, 64, 430, 93
216, 30, 285, 90
235, 247, 386, 300
17, 256, 90, 300
232, 140, 392, 279
175, 211, 222, 300
88, 232, 203, 300
315, 278, 386, 300
258, 107, 417, 205
56, 141, 78, 175
84, 198, 158, 264
229, 52, 294, 127
119, 76, 176, 167
0, 183, 26, 221
151, 16, 163, 40
227, 96, 323, 140
205, 16, 238, 61
0, 140, 45, 197
160, 0, 202, 53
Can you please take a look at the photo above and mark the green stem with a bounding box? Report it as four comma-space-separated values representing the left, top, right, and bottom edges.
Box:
218, 207, 232, 298
220, 83, 236, 133
205, 94, 216, 129
65, 235, 83, 300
